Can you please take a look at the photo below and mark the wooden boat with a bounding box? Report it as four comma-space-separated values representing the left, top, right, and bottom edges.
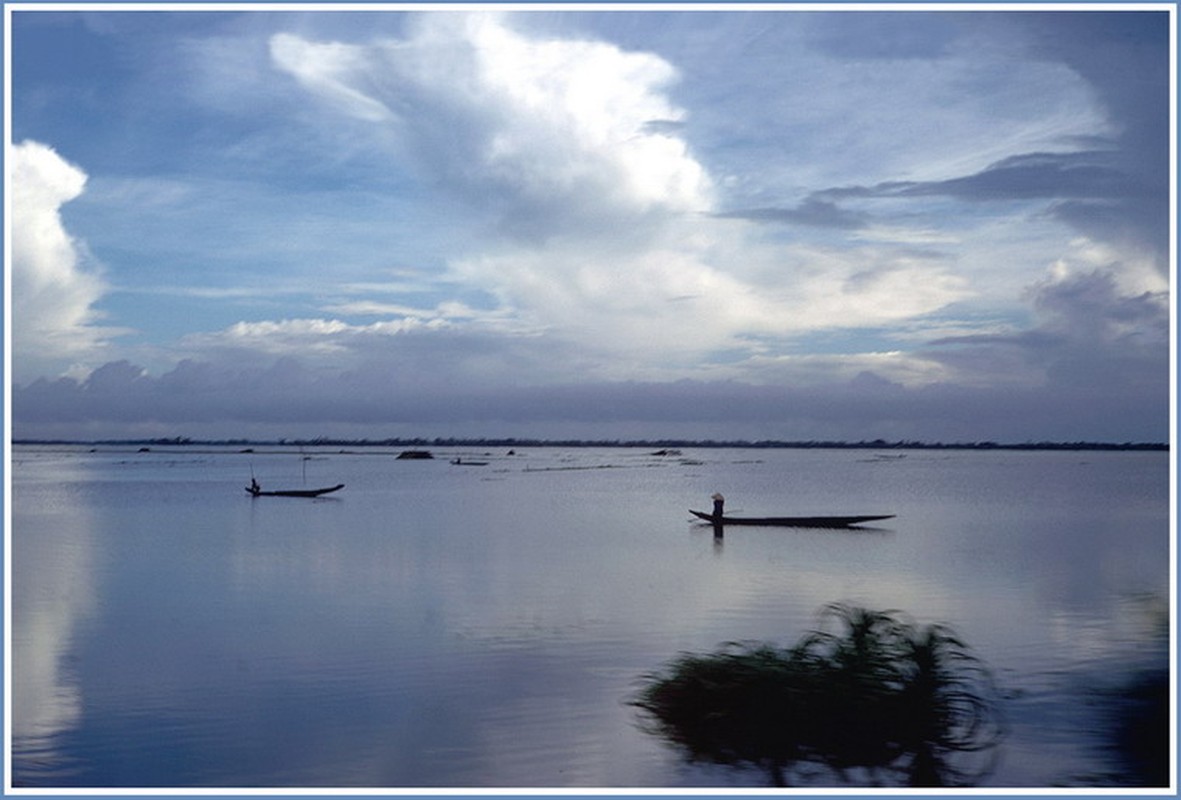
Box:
247, 483, 344, 498
690, 509, 894, 528
451, 458, 489, 466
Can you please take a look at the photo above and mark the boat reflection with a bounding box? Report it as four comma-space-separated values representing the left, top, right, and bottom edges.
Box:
699, 519, 892, 546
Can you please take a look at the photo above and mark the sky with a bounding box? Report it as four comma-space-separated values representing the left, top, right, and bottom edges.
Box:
7, 4, 1174, 442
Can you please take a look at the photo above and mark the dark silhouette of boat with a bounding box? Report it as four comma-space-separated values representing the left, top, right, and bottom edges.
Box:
689, 509, 894, 528
246, 483, 344, 498
451, 458, 489, 466
692, 492, 892, 529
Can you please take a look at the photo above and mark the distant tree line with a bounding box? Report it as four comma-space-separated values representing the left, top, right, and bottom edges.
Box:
11, 436, 1168, 451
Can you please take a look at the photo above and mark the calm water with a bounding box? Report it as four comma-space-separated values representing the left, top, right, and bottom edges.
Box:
9, 445, 1171, 788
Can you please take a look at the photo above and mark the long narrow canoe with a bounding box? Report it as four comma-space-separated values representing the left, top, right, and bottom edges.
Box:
247, 484, 344, 498
690, 509, 894, 528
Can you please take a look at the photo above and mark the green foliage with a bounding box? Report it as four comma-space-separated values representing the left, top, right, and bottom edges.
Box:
631, 603, 1005, 787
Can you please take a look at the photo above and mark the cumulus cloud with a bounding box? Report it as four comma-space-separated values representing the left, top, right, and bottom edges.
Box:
270, 13, 712, 241
10, 140, 121, 380
266, 12, 970, 368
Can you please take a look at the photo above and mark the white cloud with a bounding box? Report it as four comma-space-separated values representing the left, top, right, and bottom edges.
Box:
270, 12, 713, 236
9, 140, 121, 381
178, 317, 435, 360
322, 299, 482, 319
270, 33, 396, 123
1043, 237, 1169, 300
266, 13, 978, 373
456, 12, 708, 212
737, 349, 954, 388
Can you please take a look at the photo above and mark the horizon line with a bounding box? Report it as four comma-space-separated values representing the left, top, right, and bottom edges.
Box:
9, 437, 1170, 451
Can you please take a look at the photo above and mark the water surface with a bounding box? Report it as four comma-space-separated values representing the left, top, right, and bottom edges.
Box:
10, 445, 1170, 788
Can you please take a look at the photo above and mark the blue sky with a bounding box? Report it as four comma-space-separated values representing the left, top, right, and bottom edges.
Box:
8, 5, 1173, 442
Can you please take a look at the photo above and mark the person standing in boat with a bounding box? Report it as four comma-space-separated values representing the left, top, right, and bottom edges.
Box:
249, 477, 261, 496
711, 493, 725, 520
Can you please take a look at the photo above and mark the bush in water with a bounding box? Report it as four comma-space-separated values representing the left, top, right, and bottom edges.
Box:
631, 603, 1005, 787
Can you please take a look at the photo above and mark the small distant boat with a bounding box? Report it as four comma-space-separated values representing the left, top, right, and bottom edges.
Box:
397, 450, 434, 460
690, 509, 894, 528
247, 483, 344, 498
451, 458, 489, 466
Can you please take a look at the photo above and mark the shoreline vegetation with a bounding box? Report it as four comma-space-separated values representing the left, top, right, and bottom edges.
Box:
10, 437, 1168, 451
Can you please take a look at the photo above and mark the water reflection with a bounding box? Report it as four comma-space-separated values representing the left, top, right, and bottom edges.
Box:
11, 472, 99, 784
632, 603, 1006, 787
702, 520, 891, 549
1100, 666, 1170, 786
635, 597, 1173, 789
1068, 592, 1170, 788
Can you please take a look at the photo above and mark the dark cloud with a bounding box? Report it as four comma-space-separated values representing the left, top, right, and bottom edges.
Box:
642, 119, 686, 135
728, 135, 1162, 259
13, 346, 1168, 444
814, 12, 1171, 265
841, 151, 1142, 202
926, 268, 1169, 402
1022, 11, 1170, 155
714, 197, 869, 230
11, 263, 1168, 445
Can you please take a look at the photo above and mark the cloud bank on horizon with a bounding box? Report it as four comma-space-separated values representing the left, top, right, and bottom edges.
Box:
8, 7, 1172, 442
